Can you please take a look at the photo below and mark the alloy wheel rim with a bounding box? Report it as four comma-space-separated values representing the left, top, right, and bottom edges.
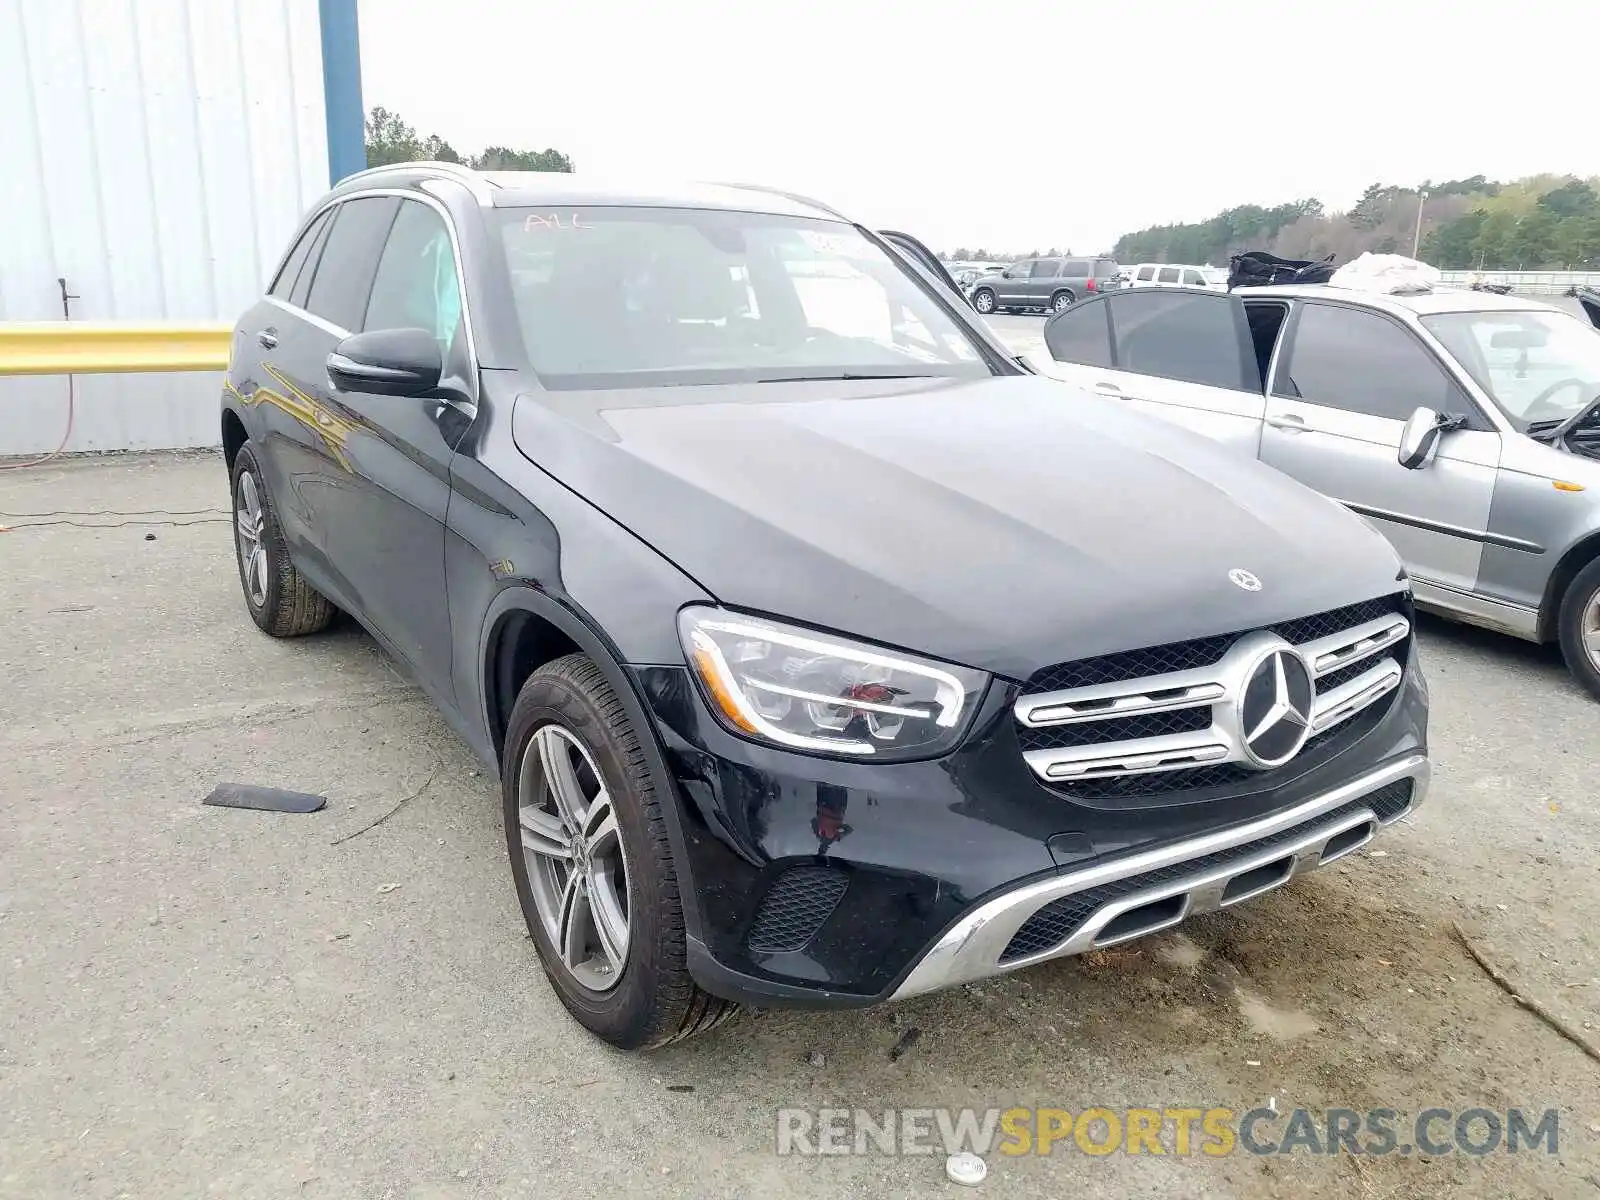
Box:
1583, 591, 1600, 671
975, 291, 993, 312
235, 471, 269, 607
518, 723, 632, 993
1054, 295, 1070, 312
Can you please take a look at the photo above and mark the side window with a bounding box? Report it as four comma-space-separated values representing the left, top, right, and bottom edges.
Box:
1009, 260, 1033, 277
269, 209, 331, 299
290, 213, 336, 310
1063, 260, 1090, 278
1107, 290, 1259, 391
1278, 304, 1456, 420
304, 196, 401, 330
1182, 269, 1206, 286
1157, 266, 1180, 284
1042, 297, 1113, 368
363, 199, 465, 351
1031, 258, 1062, 279
1135, 266, 1156, 282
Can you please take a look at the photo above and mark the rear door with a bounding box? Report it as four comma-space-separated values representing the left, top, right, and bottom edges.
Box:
1259, 300, 1501, 594
1037, 287, 1267, 455
231, 206, 336, 558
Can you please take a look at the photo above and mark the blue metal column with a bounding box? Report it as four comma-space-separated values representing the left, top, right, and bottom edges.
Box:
319, 0, 365, 183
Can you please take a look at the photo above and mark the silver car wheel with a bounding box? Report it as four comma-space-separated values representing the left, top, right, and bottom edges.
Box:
973, 290, 994, 314
518, 723, 632, 993
235, 471, 269, 608
1582, 591, 1600, 670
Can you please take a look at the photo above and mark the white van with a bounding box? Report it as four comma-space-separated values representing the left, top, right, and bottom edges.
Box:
1127, 263, 1225, 290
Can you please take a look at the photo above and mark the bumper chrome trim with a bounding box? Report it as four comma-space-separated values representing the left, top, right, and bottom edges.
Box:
889, 753, 1429, 1001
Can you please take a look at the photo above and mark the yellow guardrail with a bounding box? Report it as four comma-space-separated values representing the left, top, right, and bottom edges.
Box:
0, 322, 232, 376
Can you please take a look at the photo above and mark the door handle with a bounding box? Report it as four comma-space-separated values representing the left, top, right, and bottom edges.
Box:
1266, 412, 1308, 431
257, 329, 278, 350
1093, 381, 1123, 394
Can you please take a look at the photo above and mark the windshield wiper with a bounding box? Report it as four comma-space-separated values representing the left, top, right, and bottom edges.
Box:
1528, 395, 1600, 443
751, 371, 945, 384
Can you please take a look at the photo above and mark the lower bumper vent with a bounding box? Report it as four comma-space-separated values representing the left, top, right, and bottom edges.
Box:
999, 779, 1414, 963
746, 866, 848, 953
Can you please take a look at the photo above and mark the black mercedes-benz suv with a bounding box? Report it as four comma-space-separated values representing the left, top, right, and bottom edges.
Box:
221, 163, 1430, 1049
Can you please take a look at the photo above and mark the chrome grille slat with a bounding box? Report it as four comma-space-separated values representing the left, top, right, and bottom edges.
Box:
1017, 596, 1411, 793
1300, 615, 1410, 678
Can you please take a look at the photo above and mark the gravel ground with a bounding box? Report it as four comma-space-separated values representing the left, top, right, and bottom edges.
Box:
2, 447, 1598, 1200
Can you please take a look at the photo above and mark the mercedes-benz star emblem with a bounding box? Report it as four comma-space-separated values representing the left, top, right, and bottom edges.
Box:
1229, 568, 1262, 592
1237, 647, 1314, 768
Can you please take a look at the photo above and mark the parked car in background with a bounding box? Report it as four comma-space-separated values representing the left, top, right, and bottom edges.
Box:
1030, 281, 1600, 698
1126, 263, 1225, 290
222, 163, 1429, 1048
968, 256, 1121, 315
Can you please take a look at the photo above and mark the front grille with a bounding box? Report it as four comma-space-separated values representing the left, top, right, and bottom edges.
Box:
1000, 780, 1414, 962
1016, 593, 1411, 801
1022, 596, 1403, 696
1016, 706, 1210, 752
745, 866, 848, 953
1028, 636, 1234, 694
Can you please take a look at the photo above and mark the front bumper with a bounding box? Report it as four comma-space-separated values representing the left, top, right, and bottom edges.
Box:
632, 656, 1429, 1009
891, 753, 1427, 999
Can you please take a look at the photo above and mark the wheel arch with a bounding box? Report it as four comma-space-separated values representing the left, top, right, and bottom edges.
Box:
1539, 530, 1600, 641
477, 586, 705, 942
222, 407, 248, 473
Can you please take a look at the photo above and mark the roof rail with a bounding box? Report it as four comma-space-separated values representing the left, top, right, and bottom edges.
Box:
707, 181, 849, 222
337, 160, 498, 202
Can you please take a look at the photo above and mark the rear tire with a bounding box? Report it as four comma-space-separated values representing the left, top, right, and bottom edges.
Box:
230, 442, 335, 637
502, 653, 738, 1049
1557, 558, 1600, 701
1051, 290, 1075, 314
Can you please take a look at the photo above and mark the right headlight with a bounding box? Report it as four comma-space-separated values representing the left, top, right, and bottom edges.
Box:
677, 607, 988, 760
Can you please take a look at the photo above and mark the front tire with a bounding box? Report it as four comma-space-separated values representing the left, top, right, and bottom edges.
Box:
230, 442, 335, 637
1557, 559, 1600, 700
502, 654, 737, 1049
971, 288, 996, 315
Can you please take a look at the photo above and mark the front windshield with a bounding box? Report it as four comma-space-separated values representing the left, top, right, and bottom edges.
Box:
496, 206, 992, 389
1422, 308, 1600, 429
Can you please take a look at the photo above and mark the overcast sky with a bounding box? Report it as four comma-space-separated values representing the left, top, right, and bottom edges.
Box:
358, 0, 1593, 255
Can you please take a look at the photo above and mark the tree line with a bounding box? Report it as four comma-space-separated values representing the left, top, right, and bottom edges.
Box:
364, 107, 573, 173
1111, 174, 1600, 270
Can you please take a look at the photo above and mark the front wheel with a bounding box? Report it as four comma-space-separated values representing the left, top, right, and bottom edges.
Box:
970, 288, 996, 315
1557, 558, 1600, 701
503, 654, 737, 1048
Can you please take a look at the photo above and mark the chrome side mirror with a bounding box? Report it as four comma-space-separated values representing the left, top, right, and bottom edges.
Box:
1398, 407, 1446, 470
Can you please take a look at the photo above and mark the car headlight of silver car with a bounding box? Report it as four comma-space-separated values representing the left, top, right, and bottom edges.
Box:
677, 607, 988, 759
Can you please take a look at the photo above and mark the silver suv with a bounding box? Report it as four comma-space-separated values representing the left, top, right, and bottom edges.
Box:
1029, 282, 1600, 698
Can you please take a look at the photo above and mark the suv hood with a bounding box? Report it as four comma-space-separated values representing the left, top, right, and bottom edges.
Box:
511, 375, 1405, 681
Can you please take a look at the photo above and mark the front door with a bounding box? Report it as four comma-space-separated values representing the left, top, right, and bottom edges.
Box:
319, 196, 475, 701
998, 260, 1034, 308
1259, 300, 1501, 595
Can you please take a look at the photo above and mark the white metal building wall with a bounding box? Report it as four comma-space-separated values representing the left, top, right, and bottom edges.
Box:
0, 0, 330, 454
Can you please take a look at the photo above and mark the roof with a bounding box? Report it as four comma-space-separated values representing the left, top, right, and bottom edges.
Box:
331, 162, 849, 222
1244, 282, 1569, 317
